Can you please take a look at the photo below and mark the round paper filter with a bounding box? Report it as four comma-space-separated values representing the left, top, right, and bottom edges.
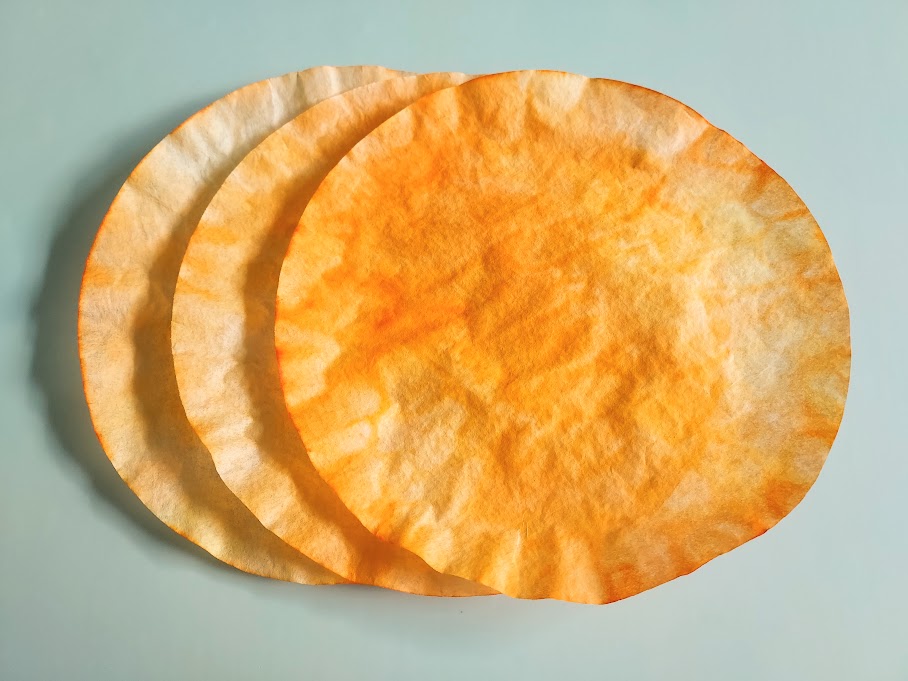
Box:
79, 65, 404, 584
275, 70, 851, 603
172, 73, 492, 596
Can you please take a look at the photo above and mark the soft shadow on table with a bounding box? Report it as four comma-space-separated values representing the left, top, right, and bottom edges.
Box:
27, 96, 250, 578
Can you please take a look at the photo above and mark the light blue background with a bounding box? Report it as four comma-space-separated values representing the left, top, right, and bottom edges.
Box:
2, 1, 906, 679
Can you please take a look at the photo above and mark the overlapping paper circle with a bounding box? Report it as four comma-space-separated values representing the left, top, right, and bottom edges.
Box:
79, 66, 850, 603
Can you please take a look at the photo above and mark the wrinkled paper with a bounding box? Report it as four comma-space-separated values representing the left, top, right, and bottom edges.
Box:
79, 65, 405, 584
275, 70, 851, 603
170, 73, 492, 596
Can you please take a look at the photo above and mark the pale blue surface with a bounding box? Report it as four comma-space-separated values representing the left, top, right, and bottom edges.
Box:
1, 1, 906, 679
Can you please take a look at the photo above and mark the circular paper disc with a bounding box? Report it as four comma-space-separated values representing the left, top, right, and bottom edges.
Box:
171, 73, 492, 596
79, 65, 403, 584
275, 70, 851, 602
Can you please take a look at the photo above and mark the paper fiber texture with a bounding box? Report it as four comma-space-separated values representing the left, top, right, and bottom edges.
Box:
171, 73, 491, 596
79, 65, 403, 584
275, 70, 851, 603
